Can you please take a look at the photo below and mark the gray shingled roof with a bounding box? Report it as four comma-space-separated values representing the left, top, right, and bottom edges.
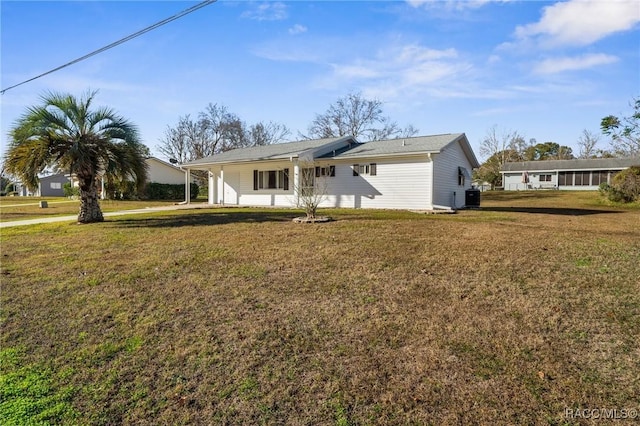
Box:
182, 136, 350, 166
182, 133, 480, 168
502, 158, 639, 172
324, 133, 472, 160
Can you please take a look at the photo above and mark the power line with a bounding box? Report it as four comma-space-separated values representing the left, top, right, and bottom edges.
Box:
1, 0, 217, 95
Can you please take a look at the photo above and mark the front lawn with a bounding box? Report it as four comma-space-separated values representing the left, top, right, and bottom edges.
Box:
1, 192, 638, 425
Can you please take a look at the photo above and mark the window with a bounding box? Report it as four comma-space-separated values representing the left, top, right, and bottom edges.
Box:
50, 182, 62, 189
540, 174, 552, 182
574, 171, 590, 186
253, 168, 289, 190
592, 171, 608, 186
558, 172, 573, 186
353, 163, 376, 176
300, 167, 315, 197
315, 165, 336, 177
458, 167, 470, 186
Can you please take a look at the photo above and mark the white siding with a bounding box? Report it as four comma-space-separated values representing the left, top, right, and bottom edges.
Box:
320, 158, 433, 209
209, 158, 433, 209
215, 162, 296, 206
432, 141, 474, 209
146, 158, 186, 185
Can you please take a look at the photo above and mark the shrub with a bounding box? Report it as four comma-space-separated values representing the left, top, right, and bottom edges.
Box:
143, 182, 199, 200
63, 182, 79, 198
600, 166, 640, 203
103, 180, 138, 200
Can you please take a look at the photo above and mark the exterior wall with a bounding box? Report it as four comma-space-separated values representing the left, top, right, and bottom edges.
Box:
146, 158, 186, 185
320, 157, 433, 209
38, 174, 69, 197
503, 172, 558, 191
208, 157, 434, 210
432, 141, 474, 209
212, 161, 295, 206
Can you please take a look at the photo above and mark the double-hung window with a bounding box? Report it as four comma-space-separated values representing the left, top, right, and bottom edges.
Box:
353, 163, 377, 176
253, 168, 289, 190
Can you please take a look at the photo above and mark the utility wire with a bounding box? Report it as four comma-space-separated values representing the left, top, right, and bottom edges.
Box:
1, 0, 217, 95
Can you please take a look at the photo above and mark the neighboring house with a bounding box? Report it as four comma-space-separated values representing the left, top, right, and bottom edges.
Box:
37, 173, 70, 197
181, 133, 480, 210
501, 158, 638, 191
96, 156, 188, 198
9, 173, 69, 197
146, 157, 188, 185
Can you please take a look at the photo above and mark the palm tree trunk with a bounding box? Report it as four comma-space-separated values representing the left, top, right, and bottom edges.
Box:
78, 178, 104, 223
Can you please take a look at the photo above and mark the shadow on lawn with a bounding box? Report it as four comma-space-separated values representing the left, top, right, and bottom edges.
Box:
111, 210, 299, 228
480, 206, 622, 216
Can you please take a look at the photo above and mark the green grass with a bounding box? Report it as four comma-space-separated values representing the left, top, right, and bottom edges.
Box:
1, 191, 639, 425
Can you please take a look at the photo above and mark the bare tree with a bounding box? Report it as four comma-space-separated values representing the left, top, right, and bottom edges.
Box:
199, 103, 246, 154
158, 103, 291, 163
293, 162, 331, 221
475, 125, 525, 189
478, 125, 524, 162
247, 121, 291, 146
577, 129, 601, 159
157, 116, 193, 163
306, 92, 418, 141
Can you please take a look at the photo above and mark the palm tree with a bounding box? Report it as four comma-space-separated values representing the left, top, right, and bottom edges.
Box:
3, 90, 148, 223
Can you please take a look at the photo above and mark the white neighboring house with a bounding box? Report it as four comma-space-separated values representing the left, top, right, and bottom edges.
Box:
145, 157, 188, 185
501, 158, 639, 191
180, 134, 480, 210
93, 157, 188, 198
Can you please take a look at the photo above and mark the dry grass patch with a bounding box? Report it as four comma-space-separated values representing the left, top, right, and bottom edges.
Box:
1, 192, 639, 425
0, 198, 182, 222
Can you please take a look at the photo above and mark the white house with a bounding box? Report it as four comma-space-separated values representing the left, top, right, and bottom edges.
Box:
145, 157, 188, 185
181, 134, 480, 210
501, 158, 638, 191
94, 156, 188, 199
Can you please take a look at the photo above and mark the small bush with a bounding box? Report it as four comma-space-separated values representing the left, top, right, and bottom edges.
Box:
600, 166, 640, 203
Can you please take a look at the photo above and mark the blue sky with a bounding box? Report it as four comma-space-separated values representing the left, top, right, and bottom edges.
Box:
1, 0, 639, 162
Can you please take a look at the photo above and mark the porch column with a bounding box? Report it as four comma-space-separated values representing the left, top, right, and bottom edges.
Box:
220, 166, 225, 205
185, 168, 191, 204
208, 170, 215, 205
293, 160, 300, 205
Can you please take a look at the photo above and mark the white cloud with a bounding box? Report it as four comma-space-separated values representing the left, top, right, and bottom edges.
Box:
533, 53, 619, 74
407, 0, 512, 11
288, 24, 307, 35
487, 54, 501, 64
515, 0, 640, 47
241, 2, 287, 21
318, 43, 479, 100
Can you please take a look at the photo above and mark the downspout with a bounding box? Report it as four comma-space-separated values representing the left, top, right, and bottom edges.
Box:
427, 152, 436, 210
176, 164, 189, 205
